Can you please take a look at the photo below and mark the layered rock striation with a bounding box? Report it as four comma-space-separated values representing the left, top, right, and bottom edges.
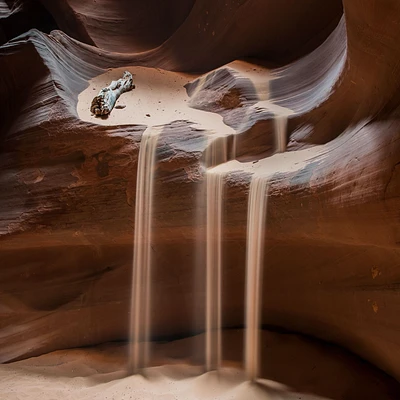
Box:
1, 0, 400, 396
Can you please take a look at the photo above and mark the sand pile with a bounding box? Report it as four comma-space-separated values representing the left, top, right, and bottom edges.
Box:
0, 346, 325, 400
1, 330, 399, 400
0, 361, 326, 400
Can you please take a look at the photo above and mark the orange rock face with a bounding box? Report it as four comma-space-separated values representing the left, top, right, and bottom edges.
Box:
1, 0, 400, 398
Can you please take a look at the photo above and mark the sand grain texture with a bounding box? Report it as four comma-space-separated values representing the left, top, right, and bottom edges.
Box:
1, 331, 399, 400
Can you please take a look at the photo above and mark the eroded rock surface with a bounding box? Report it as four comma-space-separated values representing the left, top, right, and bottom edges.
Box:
1, 1, 400, 398
0, 0, 55, 44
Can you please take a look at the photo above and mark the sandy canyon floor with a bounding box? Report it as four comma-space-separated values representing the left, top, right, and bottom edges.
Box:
1, 330, 399, 400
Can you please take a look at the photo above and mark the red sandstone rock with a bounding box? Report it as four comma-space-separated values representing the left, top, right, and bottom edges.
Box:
1, 1, 400, 399
0, 0, 55, 44
37, 0, 343, 66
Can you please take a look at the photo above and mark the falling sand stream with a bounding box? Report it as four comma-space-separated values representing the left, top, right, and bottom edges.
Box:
126, 85, 290, 380
129, 126, 162, 373
244, 176, 269, 381
78, 63, 296, 382
204, 115, 288, 379
32, 62, 397, 400
204, 135, 230, 371
244, 116, 288, 380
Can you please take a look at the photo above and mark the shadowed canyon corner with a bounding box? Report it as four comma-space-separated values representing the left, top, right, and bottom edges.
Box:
1, 0, 400, 399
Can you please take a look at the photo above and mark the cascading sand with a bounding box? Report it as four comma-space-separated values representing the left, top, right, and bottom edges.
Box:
244, 176, 268, 381
205, 135, 229, 371
244, 114, 287, 381
129, 126, 161, 373
274, 116, 288, 153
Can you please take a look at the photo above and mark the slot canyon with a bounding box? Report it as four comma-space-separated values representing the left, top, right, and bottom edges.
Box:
1, 0, 400, 399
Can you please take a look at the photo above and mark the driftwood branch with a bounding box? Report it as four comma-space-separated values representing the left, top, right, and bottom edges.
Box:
90, 71, 135, 116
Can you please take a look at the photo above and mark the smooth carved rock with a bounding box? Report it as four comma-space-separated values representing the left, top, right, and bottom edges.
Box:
90, 71, 134, 116
37, 0, 342, 66
3, 0, 400, 394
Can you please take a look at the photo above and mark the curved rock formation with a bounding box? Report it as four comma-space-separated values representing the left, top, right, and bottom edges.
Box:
37, 0, 343, 64
38, 0, 196, 53
1, 0, 400, 398
0, 0, 55, 45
